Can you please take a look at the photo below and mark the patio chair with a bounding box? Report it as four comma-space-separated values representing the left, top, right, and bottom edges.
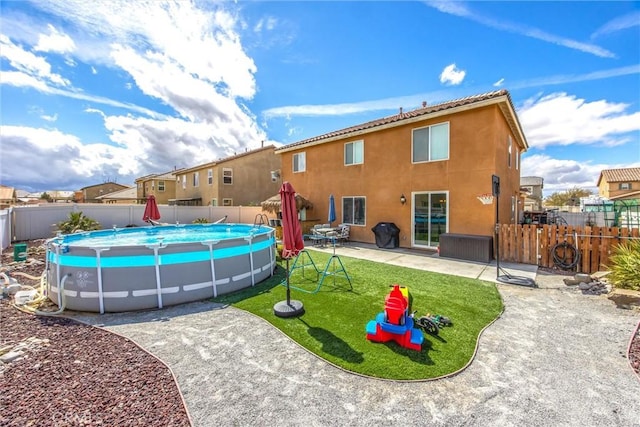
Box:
306, 224, 327, 247
326, 224, 350, 246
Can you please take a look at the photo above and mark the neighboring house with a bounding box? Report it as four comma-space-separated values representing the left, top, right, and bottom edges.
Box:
597, 167, 640, 201
521, 176, 544, 211
173, 145, 281, 207
96, 186, 138, 204
79, 182, 130, 203
275, 89, 528, 249
0, 185, 17, 208
135, 169, 183, 205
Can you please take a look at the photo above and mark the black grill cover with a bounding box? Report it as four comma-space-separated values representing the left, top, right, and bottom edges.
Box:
371, 222, 400, 248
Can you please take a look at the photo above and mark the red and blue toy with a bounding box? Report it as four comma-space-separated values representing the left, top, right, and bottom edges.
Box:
365, 284, 424, 351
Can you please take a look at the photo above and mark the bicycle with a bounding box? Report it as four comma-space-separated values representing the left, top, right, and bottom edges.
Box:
409, 311, 440, 335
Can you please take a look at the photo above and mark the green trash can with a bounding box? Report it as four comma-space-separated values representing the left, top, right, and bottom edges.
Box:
13, 243, 27, 262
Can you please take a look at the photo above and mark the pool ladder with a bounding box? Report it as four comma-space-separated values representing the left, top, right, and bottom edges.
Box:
253, 214, 269, 228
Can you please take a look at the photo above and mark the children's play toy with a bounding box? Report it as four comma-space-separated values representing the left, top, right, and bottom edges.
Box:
365, 284, 424, 351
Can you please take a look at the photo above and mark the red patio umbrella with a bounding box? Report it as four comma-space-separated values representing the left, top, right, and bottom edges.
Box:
143, 195, 161, 224
274, 181, 305, 317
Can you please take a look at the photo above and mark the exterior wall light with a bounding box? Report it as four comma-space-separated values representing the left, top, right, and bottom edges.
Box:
400, 194, 406, 205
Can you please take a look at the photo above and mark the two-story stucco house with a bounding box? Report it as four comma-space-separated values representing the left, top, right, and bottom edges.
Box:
274, 90, 528, 250
597, 167, 640, 201
173, 145, 281, 207
135, 170, 183, 205
521, 176, 544, 211
79, 182, 130, 203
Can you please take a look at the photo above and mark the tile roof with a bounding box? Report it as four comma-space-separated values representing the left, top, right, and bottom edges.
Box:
0, 185, 15, 200
597, 167, 640, 185
275, 89, 527, 152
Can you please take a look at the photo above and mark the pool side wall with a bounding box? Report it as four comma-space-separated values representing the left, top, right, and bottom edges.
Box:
48, 231, 275, 313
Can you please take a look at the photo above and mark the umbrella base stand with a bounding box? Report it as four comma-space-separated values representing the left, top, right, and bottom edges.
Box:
273, 300, 305, 318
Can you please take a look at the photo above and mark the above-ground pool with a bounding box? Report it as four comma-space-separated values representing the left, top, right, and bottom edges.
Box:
46, 224, 276, 313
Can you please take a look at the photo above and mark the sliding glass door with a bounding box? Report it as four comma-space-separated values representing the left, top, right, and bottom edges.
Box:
412, 192, 448, 248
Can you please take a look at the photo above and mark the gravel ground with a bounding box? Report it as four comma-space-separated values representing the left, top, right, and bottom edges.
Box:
1, 241, 639, 426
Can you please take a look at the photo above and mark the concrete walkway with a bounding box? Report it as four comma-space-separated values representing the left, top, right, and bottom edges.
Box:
72, 245, 640, 427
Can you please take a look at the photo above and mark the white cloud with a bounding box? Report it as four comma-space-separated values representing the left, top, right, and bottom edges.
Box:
493, 78, 504, 87
41, 113, 58, 122
425, 1, 615, 58
34, 24, 76, 53
0, 35, 70, 86
591, 11, 640, 39
30, 0, 257, 99
91, 66, 97, 74
521, 154, 640, 195
519, 92, 640, 149
439, 64, 466, 86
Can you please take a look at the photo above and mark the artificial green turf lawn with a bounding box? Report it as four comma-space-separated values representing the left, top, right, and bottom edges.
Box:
213, 250, 503, 380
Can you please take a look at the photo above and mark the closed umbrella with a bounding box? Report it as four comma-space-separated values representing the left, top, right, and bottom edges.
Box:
143, 195, 161, 224
274, 181, 305, 317
328, 194, 336, 227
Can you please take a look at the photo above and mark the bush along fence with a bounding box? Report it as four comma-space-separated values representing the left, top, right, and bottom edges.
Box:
498, 224, 640, 274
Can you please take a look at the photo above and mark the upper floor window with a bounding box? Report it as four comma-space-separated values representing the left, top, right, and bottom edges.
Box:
293, 152, 306, 173
211, 198, 218, 206
619, 183, 631, 190
342, 196, 366, 226
208, 169, 213, 185
182, 175, 186, 189
223, 198, 233, 206
223, 168, 233, 185
158, 181, 165, 192
345, 140, 364, 165
508, 135, 513, 168
412, 122, 449, 163
193, 172, 199, 187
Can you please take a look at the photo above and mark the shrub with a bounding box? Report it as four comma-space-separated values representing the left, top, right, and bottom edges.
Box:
193, 218, 209, 224
605, 240, 640, 291
56, 212, 101, 235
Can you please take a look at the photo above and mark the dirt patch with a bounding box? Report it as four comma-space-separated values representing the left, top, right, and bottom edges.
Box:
1, 241, 192, 426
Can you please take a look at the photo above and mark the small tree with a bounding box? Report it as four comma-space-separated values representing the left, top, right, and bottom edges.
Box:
544, 187, 593, 208
57, 212, 101, 235
40, 192, 53, 202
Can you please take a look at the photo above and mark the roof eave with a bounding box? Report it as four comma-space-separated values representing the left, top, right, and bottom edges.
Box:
275, 94, 528, 154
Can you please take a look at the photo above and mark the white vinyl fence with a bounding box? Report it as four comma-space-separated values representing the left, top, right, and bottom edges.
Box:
0, 208, 11, 251
3, 203, 273, 243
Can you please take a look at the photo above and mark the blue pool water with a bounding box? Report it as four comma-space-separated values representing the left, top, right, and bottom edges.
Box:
59, 223, 268, 247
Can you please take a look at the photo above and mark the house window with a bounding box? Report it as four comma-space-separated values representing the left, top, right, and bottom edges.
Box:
515, 146, 519, 170
293, 152, 306, 172
182, 175, 186, 189
223, 168, 233, 185
208, 169, 213, 185
342, 196, 366, 226
412, 122, 449, 163
211, 199, 218, 206
508, 135, 512, 168
619, 183, 631, 190
151, 182, 155, 190
193, 172, 199, 187
345, 140, 364, 165
223, 198, 232, 206
158, 181, 165, 192
511, 195, 516, 222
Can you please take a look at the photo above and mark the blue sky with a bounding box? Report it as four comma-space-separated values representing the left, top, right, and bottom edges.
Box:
1, 0, 638, 196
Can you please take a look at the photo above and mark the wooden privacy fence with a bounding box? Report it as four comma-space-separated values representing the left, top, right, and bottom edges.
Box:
498, 224, 640, 274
